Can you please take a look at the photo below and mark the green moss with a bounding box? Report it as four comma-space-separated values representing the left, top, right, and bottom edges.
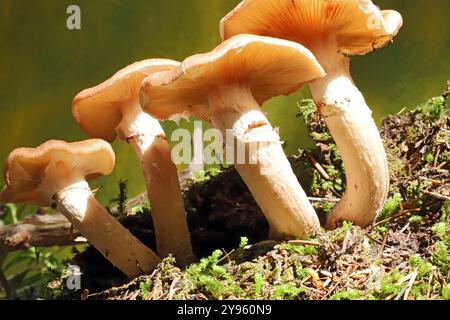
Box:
271, 282, 304, 300
378, 193, 402, 220
239, 237, 249, 249
432, 222, 448, 239
442, 284, 450, 300
424, 153, 435, 164
432, 241, 449, 274
296, 99, 317, 124
441, 202, 450, 222
278, 243, 319, 256
410, 96, 446, 121
409, 215, 424, 226
253, 273, 264, 298
373, 270, 403, 299
139, 279, 152, 300
186, 250, 243, 299
193, 167, 223, 184
409, 255, 433, 278
330, 289, 365, 300
375, 226, 388, 234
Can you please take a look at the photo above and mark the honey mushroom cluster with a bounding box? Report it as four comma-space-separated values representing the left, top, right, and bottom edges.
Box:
0, 0, 402, 278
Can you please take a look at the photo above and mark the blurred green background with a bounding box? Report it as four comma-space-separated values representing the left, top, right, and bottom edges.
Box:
0, 0, 449, 203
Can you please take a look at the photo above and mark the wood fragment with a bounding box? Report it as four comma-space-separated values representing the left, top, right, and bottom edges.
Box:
0, 214, 86, 254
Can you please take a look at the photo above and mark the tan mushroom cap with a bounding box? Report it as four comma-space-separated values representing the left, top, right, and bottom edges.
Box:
220, 0, 403, 55
72, 59, 180, 142
0, 139, 115, 206
140, 34, 325, 121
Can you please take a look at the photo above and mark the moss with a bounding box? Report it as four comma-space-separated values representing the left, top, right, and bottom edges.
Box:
409, 255, 433, 279
271, 282, 304, 300
432, 222, 448, 239
278, 243, 319, 256
409, 215, 424, 226
373, 270, 403, 299
185, 250, 243, 299
193, 167, 223, 184
432, 241, 449, 274
375, 226, 388, 234
253, 273, 264, 298
442, 284, 450, 300
139, 279, 152, 300
330, 289, 365, 300
410, 96, 446, 121
378, 193, 402, 220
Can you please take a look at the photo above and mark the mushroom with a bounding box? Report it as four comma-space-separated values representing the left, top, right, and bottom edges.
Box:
0, 139, 160, 278
140, 34, 325, 240
220, 0, 403, 228
72, 59, 192, 264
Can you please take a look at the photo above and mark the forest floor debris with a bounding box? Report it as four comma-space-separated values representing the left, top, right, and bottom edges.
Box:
47, 86, 449, 300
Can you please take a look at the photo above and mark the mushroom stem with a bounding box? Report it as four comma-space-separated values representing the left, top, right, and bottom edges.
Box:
208, 84, 320, 240
188, 124, 204, 174
309, 45, 389, 229
116, 100, 193, 264
54, 180, 161, 279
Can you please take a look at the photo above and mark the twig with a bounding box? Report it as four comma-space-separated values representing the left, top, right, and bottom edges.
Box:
423, 191, 450, 202
434, 147, 441, 168
372, 208, 420, 228
396, 107, 407, 115
287, 240, 321, 247
307, 197, 340, 203
321, 265, 355, 300
0, 214, 86, 254
403, 270, 418, 300
167, 277, 181, 300
308, 155, 331, 180
217, 249, 235, 264
375, 231, 389, 263
363, 231, 387, 247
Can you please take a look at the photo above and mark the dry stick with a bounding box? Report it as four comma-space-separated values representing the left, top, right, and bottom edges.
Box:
307, 197, 340, 203
403, 270, 418, 300
373, 231, 389, 265
423, 191, 450, 202
434, 147, 441, 168
308, 155, 331, 180
0, 214, 86, 254
287, 240, 321, 247
426, 273, 433, 299
371, 208, 420, 228
363, 231, 388, 248
396, 107, 407, 116
321, 265, 355, 300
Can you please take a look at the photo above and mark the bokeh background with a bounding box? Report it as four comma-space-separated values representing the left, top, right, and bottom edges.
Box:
0, 0, 449, 203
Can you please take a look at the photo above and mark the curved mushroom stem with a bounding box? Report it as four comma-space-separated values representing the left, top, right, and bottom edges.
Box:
209, 84, 320, 240
116, 99, 193, 264
309, 46, 389, 229
54, 180, 161, 279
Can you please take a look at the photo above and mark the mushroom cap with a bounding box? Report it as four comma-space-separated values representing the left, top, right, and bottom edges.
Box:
0, 139, 115, 206
220, 0, 403, 56
72, 59, 180, 142
140, 34, 325, 121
